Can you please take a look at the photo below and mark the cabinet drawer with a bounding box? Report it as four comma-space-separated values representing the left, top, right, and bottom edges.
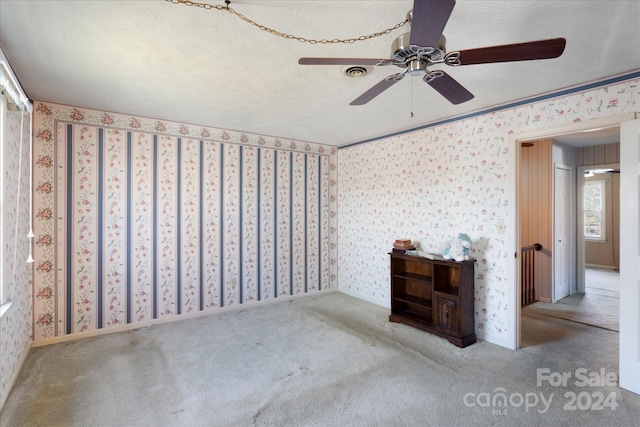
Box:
434, 294, 459, 335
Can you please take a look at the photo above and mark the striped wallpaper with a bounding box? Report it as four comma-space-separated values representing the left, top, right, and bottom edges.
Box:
33, 103, 336, 340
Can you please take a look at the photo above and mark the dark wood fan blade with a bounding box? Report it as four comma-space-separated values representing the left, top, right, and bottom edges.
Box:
454, 38, 566, 65
299, 58, 388, 66
409, 0, 456, 47
350, 75, 404, 105
426, 71, 474, 105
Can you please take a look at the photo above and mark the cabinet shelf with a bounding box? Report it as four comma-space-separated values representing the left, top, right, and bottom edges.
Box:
389, 253, 475, 348
393, 294, 432, 308
392, 272, 432, 284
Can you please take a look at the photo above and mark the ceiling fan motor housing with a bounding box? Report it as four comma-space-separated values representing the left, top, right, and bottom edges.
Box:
391, 32, 447, 66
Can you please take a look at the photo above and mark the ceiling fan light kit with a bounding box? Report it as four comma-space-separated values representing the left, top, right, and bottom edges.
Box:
298, 0, 566, 107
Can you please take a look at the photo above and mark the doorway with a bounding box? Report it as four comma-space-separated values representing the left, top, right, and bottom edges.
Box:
512, 113, 639, 394
519, 139, 620, 334
525, 161, 622, 333
577, 163, 620, 290
519, 140, 621, 347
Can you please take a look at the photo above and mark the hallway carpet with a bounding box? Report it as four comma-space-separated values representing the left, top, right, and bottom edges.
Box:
2, 292, 638, 426
524, 267, 619, 332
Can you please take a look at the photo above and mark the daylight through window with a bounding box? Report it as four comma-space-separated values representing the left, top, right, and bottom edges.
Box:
584, 180, 606, 241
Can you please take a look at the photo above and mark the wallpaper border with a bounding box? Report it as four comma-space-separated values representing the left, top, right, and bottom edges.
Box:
343, 70, 640, 148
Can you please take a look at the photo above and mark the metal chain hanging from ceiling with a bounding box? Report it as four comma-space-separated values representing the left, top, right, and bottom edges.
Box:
166, 0, 410, 44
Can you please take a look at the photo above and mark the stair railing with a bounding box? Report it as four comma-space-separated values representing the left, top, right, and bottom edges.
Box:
521, 243, 542, 307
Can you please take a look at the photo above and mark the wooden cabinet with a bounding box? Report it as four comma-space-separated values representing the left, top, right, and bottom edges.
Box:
435, 294, 459, 335
389, 253, 475, 347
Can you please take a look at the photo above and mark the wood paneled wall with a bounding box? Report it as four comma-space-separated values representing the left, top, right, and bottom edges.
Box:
519, 139, 553, 302
578, 143, 620, 166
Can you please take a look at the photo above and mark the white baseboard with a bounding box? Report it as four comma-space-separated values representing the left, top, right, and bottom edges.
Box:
31, 288, 338, 348
585, 263, 619, 270
0, 344, 30, 412
337, 288, 390, 309
475, 330, 514, 350
337, 289, 515, 350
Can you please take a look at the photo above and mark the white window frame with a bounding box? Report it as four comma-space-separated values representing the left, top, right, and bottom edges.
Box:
0, 48, 33, 317
0, 93, 5, 308
583, 179, 606, 242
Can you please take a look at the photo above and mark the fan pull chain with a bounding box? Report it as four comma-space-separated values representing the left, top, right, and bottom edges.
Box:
410, 77, 414, 118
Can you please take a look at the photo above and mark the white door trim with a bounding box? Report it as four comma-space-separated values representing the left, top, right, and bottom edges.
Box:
619, 117, 640, 394
508, 112, 636, 351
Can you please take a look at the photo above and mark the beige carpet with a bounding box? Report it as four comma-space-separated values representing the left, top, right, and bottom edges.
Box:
2, 291, 638, 426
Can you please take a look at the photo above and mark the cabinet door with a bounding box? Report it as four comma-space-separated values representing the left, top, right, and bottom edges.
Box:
435, 294, 459, 336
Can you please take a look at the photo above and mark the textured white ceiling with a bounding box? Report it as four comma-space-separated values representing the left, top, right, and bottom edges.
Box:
554, 126, 621, 148
1, 0, 639, 146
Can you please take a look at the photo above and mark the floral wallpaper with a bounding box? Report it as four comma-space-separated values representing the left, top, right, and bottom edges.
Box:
0, 106, 32, 408
2, 74, 638, 410
337, 76, 640, 344
32, 102, 337, 340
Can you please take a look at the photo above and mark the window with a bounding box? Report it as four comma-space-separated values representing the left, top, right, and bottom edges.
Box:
0, 89, 29, 313
0, 49, 33, 316
0, 94, 5, 307
584, 180, 606, 241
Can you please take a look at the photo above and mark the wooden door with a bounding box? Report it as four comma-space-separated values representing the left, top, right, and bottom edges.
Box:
435, 294, 459, 335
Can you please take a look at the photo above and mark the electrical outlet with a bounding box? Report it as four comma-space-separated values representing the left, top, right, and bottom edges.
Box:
497, 222, 506, 234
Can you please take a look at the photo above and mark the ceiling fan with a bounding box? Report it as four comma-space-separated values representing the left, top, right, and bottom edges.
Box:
298, 0, 566, 105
